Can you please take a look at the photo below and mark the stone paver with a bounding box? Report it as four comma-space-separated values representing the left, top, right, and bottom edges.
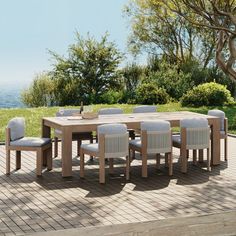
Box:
0, 137, 236, 235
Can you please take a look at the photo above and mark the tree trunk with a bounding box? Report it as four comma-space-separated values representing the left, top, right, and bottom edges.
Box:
215, 30, 236, 82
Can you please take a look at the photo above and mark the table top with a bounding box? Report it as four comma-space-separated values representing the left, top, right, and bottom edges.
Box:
43, 111, 218, 128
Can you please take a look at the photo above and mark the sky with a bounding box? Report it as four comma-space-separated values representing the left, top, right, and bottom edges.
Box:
0, 0, 140, 89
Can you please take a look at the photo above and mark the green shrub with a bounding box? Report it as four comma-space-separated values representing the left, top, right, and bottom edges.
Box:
119, 91, 136, 104
180, 60, 236, 96
135, 83, 169, 104
21, 73, 56, 107
181, 82, 234, 107
120, 63, 146, 103
99, 90, 123, 104
150, 69, 192, 100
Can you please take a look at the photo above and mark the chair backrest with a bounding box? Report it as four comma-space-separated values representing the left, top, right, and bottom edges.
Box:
141, 120, 171, 154
7, 117, 25, 141
180, 118, 210, 150
56, 109, 80, 117
97, 124, 128, 158
208, 109, 225, 131
98, 108, 123, 115
133, 105, 157, 113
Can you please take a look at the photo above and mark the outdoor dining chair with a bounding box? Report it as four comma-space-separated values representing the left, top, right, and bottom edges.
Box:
172, 118, 210, 173
80, 123, 129, 184
54, 108, 93, 158
208, 109, 228, 161
5, 117, 52, 176
131, 105, 158, 139
133, 105, 157, 113
98, 107, 123, 115
98, 107, 136, 140
129, 120, 172, 178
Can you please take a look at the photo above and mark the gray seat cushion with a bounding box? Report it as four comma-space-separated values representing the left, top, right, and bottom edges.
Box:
10, 137, 51, 147
81, 143, 99, 153
172, 134, 181, 145
129, 138, 141, 148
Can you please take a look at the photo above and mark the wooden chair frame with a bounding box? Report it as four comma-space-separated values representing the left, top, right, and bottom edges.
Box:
80, 133, 130, 184
5, 128, 52, 176
174, 127, 210, 173
221, 118, 228, 161
129, 130, 173, 178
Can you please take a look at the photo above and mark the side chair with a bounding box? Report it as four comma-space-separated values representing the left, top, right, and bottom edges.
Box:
129, 120, 172, 178
80, 123, 129, 184
133, 105, 157, 113
208, 109, 228, 161
172, 118, 210, 173
98, 108, 123, 115
6, 117, 52, 176
54, 108, 93, 158
132, 105, 158, 139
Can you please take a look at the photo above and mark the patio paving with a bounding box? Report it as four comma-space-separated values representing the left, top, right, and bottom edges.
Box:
0, 137, 236, 235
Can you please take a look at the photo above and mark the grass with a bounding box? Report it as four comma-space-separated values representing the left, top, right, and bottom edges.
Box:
0, 102, 236, 142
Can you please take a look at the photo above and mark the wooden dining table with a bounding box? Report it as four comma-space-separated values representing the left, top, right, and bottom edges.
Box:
42, 111, 221, 177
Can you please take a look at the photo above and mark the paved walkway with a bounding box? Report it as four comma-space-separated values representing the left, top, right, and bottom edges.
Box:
0, 137, 236, 235
28, 210, 236, 236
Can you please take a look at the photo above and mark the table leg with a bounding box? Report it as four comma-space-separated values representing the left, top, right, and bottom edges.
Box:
211, 119, 221, 165
42, 120, 51, 138
42, 119, 51, 166
61, 128, 72, 177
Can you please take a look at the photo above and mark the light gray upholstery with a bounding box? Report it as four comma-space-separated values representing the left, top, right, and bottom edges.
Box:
133, 105, 157, 113
55, 129, 62, 136
7, 118, 25, 141
81, 143, 99, 153
141, 120, 170, 131
98, 124, 127, 135
175, 118, 210, 150
56, 109, 80, 117
98, 124, 128, 157
208, 109, 225, 131
82, 124, 128, 158
98, 108, 123, 115
10, 137, 51, 147
130, 121, 172, 154
180, 118, 208, 128
172, 134, 181, 145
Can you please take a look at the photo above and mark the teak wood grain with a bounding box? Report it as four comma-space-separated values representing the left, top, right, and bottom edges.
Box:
42, 111, 221, 177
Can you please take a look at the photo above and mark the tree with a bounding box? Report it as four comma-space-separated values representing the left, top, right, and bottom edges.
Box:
21, 73, 55, 107
157, 0, 236, 81
125, 0, 216, 67
122, 63, 144, 91
51, 33, 123, 105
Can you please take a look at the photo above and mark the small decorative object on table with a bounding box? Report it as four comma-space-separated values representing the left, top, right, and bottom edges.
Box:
81, 112, 98, 119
